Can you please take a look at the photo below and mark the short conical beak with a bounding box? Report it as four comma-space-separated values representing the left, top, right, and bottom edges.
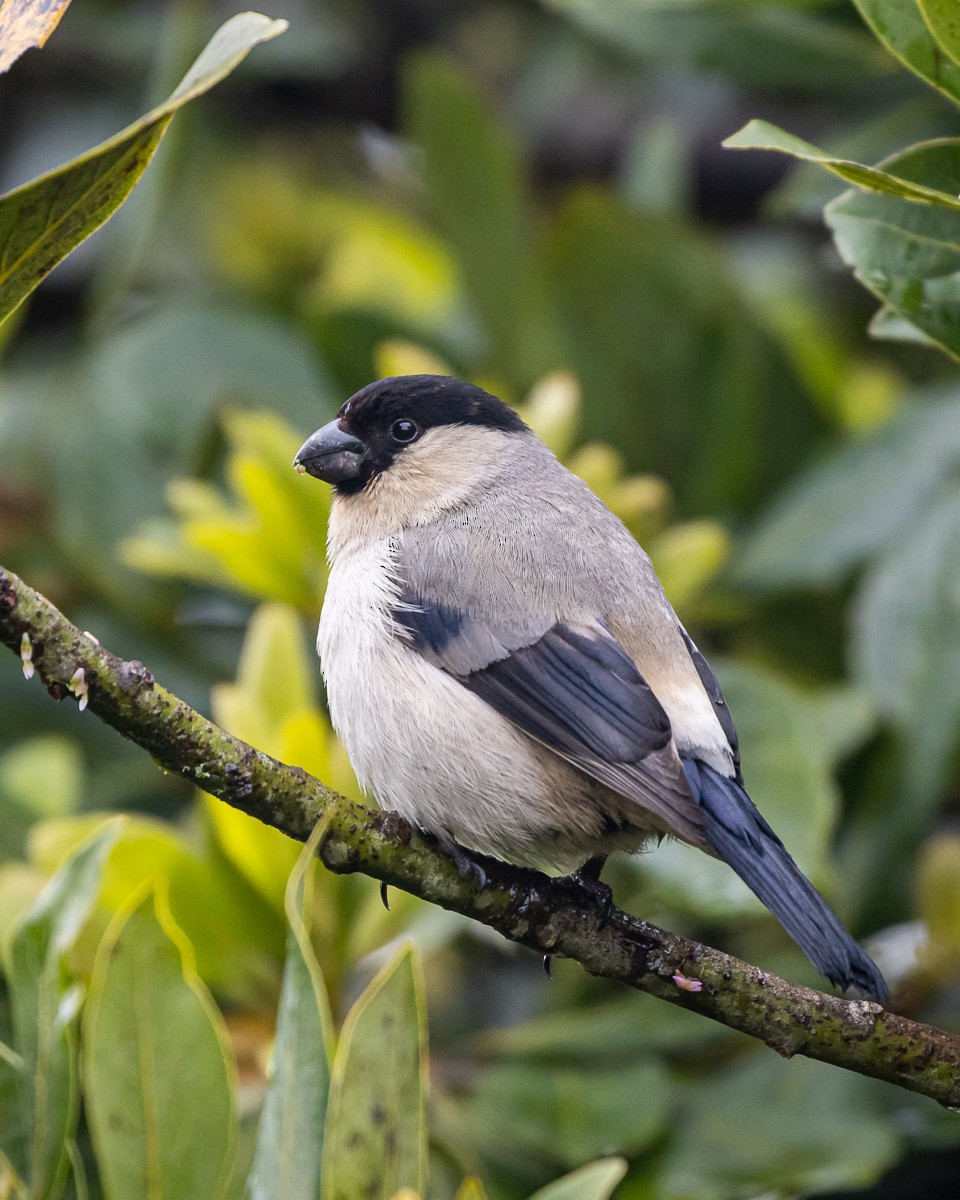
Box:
293, 420, 367, 484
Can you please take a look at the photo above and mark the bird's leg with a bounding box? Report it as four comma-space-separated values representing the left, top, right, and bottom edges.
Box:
379, 881, 390, 910
559, 855, 613, 926
436, 834, 489, 890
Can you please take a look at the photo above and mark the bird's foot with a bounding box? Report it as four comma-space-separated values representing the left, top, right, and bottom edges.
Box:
437, 836, 490, 890
558, 856, 613, 927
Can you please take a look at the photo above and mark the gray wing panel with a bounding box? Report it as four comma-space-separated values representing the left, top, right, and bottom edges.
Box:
392, 530, 705, 842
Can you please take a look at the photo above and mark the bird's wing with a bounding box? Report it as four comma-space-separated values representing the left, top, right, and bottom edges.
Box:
677, 624, 742, 782
393, 571, 705, 845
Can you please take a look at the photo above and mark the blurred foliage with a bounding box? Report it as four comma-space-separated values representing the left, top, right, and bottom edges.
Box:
2, 0, 960, 1197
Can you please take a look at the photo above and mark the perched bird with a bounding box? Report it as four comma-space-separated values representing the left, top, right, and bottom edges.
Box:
294, 374, 887, 1002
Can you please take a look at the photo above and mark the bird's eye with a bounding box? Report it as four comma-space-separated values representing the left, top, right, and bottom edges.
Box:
390, 419, 419, 444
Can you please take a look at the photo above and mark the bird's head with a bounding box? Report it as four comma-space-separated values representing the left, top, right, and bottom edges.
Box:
293, 374, 527, 496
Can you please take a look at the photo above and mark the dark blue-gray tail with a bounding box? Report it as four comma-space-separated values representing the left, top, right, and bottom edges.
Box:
682, 757, 888, 1003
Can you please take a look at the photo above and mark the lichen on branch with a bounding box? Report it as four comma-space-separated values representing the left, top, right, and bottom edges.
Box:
2, 562, 959, 1107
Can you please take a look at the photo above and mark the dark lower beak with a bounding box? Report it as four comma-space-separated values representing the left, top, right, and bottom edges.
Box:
294, 420, 367, 484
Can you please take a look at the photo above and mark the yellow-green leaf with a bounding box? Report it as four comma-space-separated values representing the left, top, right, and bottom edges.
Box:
248, 822, 334, 1200
0, 0, 72, 74
0, 11, 287, 325
919, 1, 960, 69
3, 825, 119, 1200
83, 889, 237, 1200
723, 120, 960, 211
322, 944, 428, 1200
528, 1159, 628, 1200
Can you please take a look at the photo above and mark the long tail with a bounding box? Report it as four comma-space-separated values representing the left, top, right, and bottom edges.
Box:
681, 757, 888, 1003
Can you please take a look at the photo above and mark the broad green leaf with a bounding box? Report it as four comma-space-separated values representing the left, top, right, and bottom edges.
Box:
917, 835, 960, 959
247, 823, 333, 1200
454, 1182, 489, 1200
723, 120, 960, 210
868, 304, 937, 347
919, 0, 960, 67
826, 140, 960, 360
322, 944, 427, 1200
767, 94, 955, 221
33, 306, 330, 565
0, 864, 45, 964
528, 1159, 628, 1200
2, 824, 119, 1200
208, 604, 334, 915
0, 0, 72, 73
546, 189, 813, 515
659, 1053, 897, 1199
445, 1061, 667, 1179
649, 519, 729, 613
122, 406, 331, 611
83, 889, 237, 1200
547, 0, 888, 89
0, 11, 287, 325
0, 736, 82, 820
28, 814, 285, 1000
478, 991, 733, 1065
853, 489, 960, 807
403, 55, 551, 383
640, 661, 852, 919
854, 0, 960, 106
737, 390, 960, 588
205, 159, 461, 337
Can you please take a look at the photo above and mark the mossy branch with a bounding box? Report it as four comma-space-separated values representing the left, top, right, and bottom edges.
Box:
2, 563, 959, 1106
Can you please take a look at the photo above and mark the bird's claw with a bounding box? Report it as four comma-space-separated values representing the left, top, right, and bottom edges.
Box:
439, 837, 489, 890
560, 858, 614, 927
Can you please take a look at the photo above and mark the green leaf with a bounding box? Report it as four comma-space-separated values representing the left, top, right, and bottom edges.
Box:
454, 1181, 489, 1200
0, 0, 73, 73
121, 397, 332, 611
28, 813, 285, 1001
917, 834, 960, 959
321, 944, 427, 1200
247, 822, 333, 1200
83, 888, 237, 1200
546, 189, 811, 515
659, 1053, 897, 1199
854, 0, 960, 106
868, 303, 938, 346
853, 489, 960, 804
403, 55, 551, 383
0, 737, 83, 820
825, 140, 960, 361
918, 0, 960, 67
477, 991, 733, 1066
723, 120, 960, 211
547, 0, 889, 89
2, 824, 119, 1200
737, 391, 960, 588
0, 11, 288, 325
528, 1159, 628, 1200
446, 1061, 667, 1178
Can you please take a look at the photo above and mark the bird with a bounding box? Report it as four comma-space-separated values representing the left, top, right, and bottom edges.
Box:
293, 374, 888, 1003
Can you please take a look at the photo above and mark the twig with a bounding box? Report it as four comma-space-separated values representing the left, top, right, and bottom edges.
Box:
2, 563, 959, 1106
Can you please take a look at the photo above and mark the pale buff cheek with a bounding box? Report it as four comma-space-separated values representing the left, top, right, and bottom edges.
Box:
327, 425, 520, 556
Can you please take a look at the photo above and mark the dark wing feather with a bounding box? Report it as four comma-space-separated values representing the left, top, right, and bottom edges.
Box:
394, 589, 704, 843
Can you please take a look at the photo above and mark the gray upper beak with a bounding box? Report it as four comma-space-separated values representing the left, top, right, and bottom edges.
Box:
294, 420, 367, 484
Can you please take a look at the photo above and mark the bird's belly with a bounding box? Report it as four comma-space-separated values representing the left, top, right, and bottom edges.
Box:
318, 543, 648, 871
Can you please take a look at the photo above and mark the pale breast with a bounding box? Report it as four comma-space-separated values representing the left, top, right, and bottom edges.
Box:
317, 538, 648, 870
